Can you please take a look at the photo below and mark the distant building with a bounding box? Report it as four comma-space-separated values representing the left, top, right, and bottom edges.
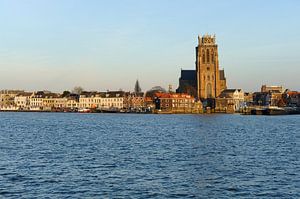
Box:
252, 92, 283, 107
30, 91, 46, 110
124, 92, 145, 110
176, 70, 197, 97
252, 85, 285, 107
0, 90, 24, 108
215, 89, 244, 113
79, 92, 99, 109
42, 93, 60, 110
14, 92, 32, 109
154, 93, 202, 113
99, 91, 125, 110
177, 34, 227, 101
144, 97, 155, 111
261, 85, 284, 93
283, 91, 300, 107
66, 94, 79, 109
244, 92, 254, 106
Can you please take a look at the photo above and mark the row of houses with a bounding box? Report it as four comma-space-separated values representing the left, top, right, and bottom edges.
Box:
0, 90, 147, 111
251, 90, 300, 107
0, 89, 201, 113
207, 85, 300, 113
1, 85, 299, 113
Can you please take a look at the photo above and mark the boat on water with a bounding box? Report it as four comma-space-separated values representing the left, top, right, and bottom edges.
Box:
78, 108, 91, 113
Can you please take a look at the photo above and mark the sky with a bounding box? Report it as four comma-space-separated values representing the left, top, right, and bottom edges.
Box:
0, 0, 299, 92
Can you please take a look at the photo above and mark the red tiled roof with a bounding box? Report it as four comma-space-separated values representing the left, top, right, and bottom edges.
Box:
154, 92, 193, 99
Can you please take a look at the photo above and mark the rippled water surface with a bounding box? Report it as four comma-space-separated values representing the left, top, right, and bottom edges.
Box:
0, 112, 299, 198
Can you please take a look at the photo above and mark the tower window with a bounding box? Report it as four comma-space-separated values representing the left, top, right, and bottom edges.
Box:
206, 49, 210, 63
202, 50, 205, 63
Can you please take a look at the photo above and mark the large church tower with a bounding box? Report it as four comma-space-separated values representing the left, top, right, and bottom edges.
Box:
196, 34, 226, 99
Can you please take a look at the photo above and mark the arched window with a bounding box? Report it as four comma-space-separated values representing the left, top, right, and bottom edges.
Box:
207, 75, 210, 81
202, 50, 205, 63
206, 83, 212, 98
211, 52, 214, 63
206, 49, 210, 63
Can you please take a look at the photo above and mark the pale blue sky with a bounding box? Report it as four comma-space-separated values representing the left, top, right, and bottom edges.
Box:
0, 0, 299, 92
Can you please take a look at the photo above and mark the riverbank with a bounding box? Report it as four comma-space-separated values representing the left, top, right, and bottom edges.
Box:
1, 106, 300, 115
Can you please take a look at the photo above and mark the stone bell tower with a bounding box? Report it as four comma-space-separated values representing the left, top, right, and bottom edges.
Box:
196, 34, 226, 99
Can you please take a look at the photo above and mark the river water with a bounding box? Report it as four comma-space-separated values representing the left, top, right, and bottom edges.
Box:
0, 112, 299, 198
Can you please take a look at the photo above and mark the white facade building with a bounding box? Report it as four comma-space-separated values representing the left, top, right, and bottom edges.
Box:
14, 93, 32, 109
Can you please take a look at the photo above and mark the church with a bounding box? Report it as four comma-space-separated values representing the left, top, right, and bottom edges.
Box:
176, 34, 227, 101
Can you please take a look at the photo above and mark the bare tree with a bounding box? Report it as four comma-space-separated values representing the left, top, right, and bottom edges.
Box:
72, 86, 84, 94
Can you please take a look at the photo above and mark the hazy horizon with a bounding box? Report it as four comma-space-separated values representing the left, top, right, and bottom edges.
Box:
0, 0, 299, 93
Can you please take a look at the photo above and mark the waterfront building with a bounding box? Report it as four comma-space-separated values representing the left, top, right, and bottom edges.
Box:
79, 94, 90, 109
42, 93, 60, 110
261, 85, 284, 93
253, 92, 270, 106
58, 92, 79, 110
66, 94, 79, 109
291, 92, 300, 106
253, 85, 285, 107
283, 91, 300, 107
100, 91, 125, 110
78, 92, 99, 109
53, 98, 68, 109
30, 91, 46, 110
244, 92, 254, 106
215, 89, 244, 113
42, 98, 55, 111
124, 92, 145, 110
0, 90, 24, 108
14, 92, 32, 109
144, 97, 155, 111
177, 34, 227, 101
144, 86, 167, 112
154, 93, 202, 113
92, 95, 102, 109
252, 92, 283, 107
77, 91, 125, 110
